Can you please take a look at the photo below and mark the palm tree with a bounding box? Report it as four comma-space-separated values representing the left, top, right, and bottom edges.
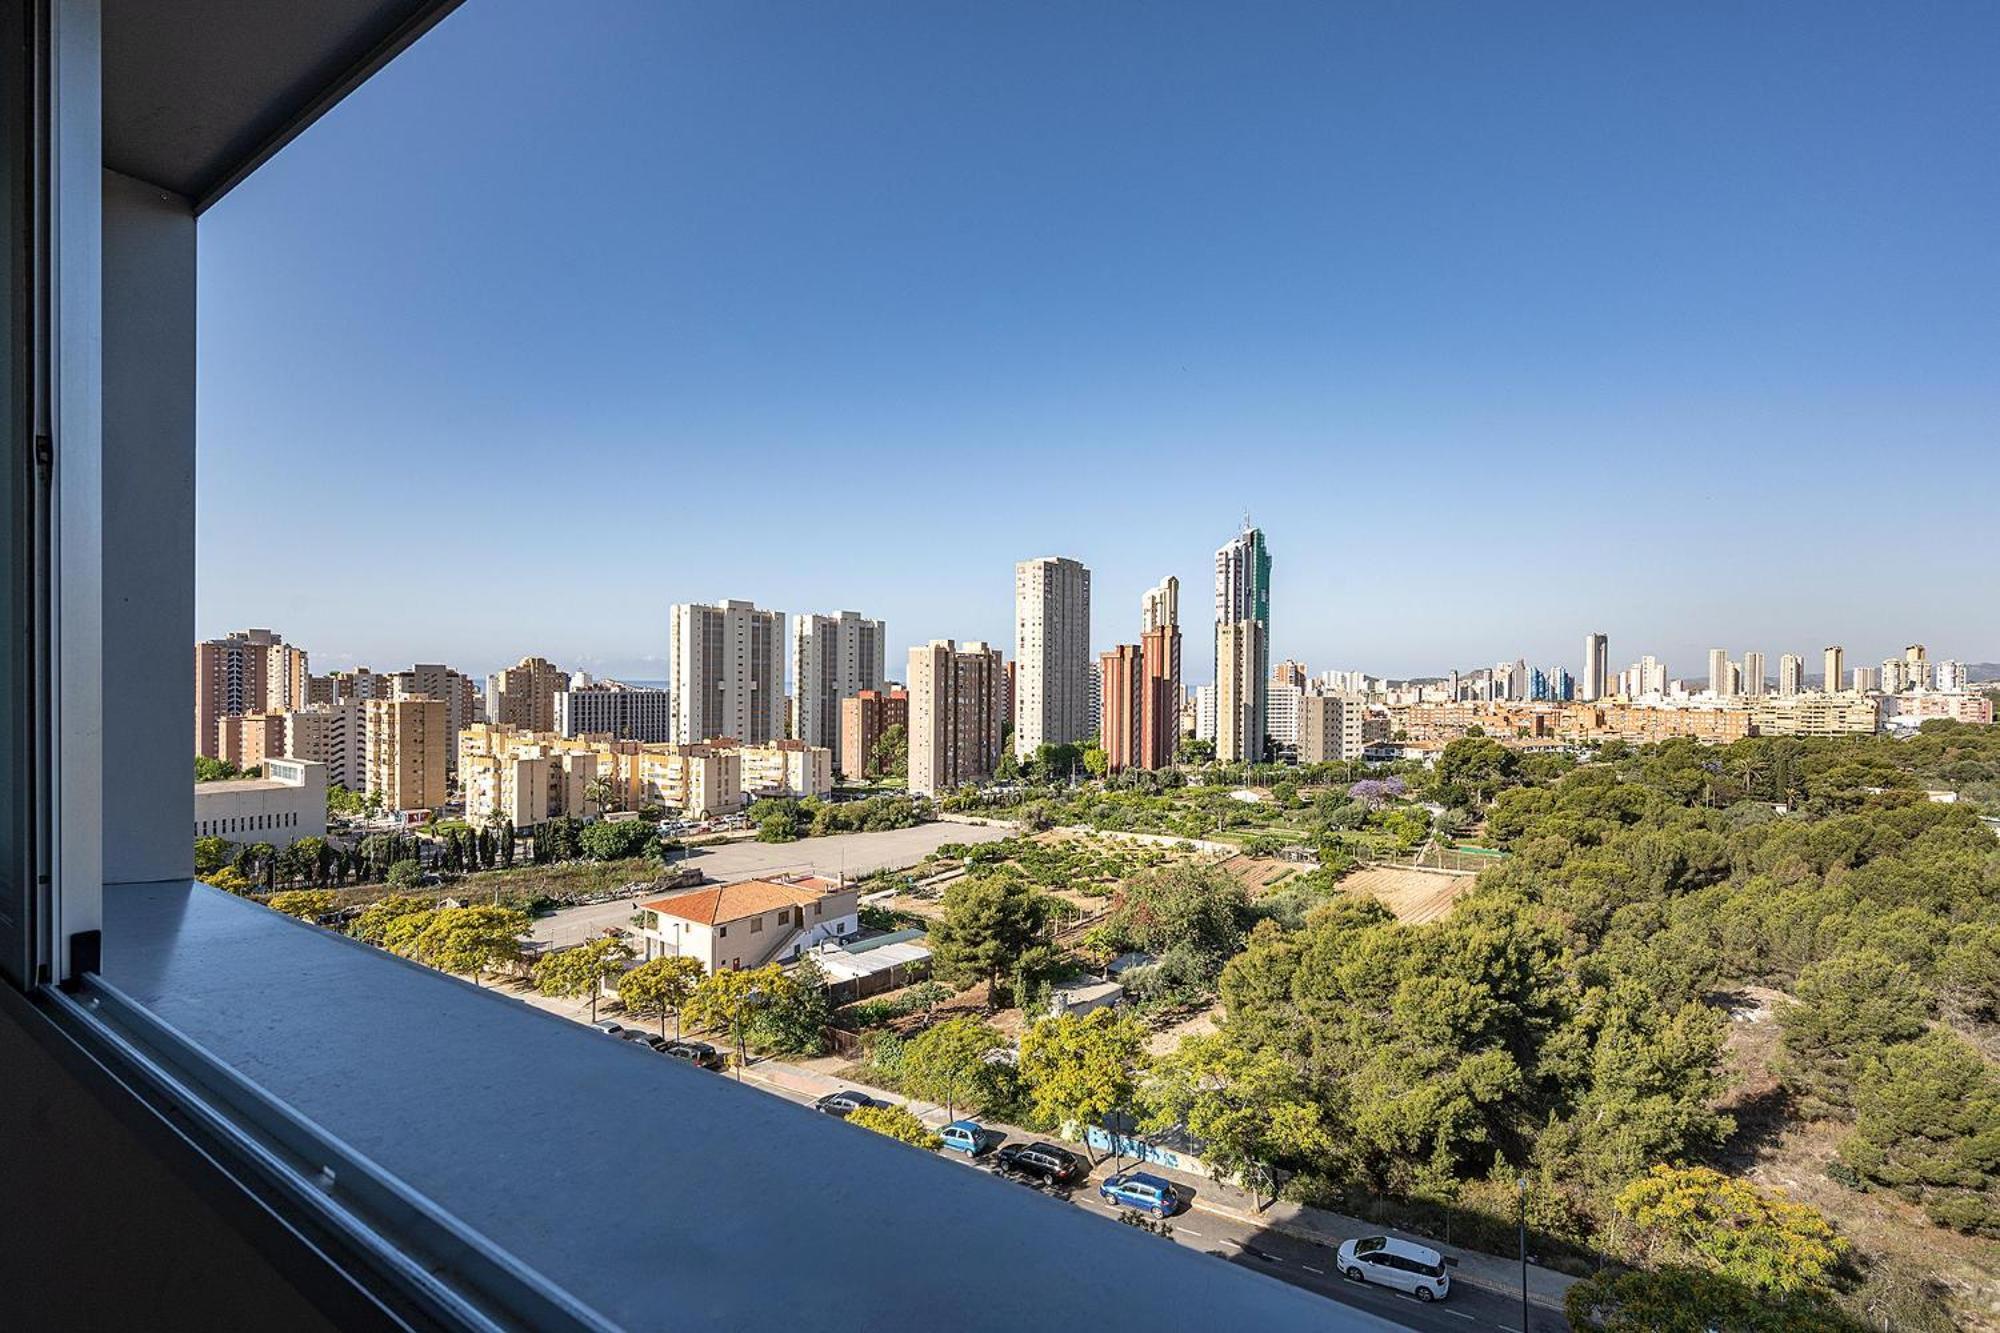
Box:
584, 776, 616, 817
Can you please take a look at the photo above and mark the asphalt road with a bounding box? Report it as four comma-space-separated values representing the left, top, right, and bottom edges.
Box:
529, 821, 1014, 947
745, 1072, 1568, 1333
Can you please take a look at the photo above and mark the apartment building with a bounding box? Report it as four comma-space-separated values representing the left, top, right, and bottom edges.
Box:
1267, 681, 1302, 749
1778, 654, 1804, 696
1823, 646, 1846, 694
671, 600, 785, 745
716, 739, 835, 801
1193, 684, 1217, 743
364, 696, 449, 815
554, 680, 673, 743
484, 656, 571, 733
908, 640, 1006, 797
1213, 526, 1272, 749
1741, 651, 1767, 696
791, 611, 886, 762
1298, 692, 1366, 764
633, 876, 860, 974
193, 758, 328, 849
393, 663, 482, 756
194, 628, 309, 758
282, 701, 365, 792
840, 688, 908, 779
1582, 632, 1609, 701
1098, 645, 1145, 774
1214, 619, 1264, 763
306, 666, 386, 706
1013, 557, 1092, 758
458, 724, 604, 829
1139, 576, 1182, 771
1749, 693, 1881, 737
627, 744, 741, 818
1882, 691, 1992, 726
213, 712, 285, 770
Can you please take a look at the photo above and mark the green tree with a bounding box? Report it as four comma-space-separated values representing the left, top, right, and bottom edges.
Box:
617, 955, 705, 1038
1018, 1008, 1148, 1158
194, 755, 242, 783
194, 836, 234, 876
929, 871, 1046, 1001
406, 904, 530, 984
900, 1017, 1005, 1120
583, 775, 617, 816
1565, 1266, 1853, 1333
350, 893, 432, 945
532, 937, 634, 1021
1140, 1032, 1333, 1184
1839, 1028, 2000, 1235
1433, 735, 1518, 802
385, 858, 426, 890
847, 1103, 942, 1151
683, 962, 785, 1072
870, 723, 908, 781
1082, 746, 1110, 780
266, 889, 336, 921
206, 865, 253, 895
1111, 861, 1248, 993
751, 958, 830, 1056
577, 818, 657, 862
1614, 1165, 1848, 1298
1776, 951, 1927, 1115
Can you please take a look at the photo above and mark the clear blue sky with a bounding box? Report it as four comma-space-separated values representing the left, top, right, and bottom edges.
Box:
196, 1, 2000, 685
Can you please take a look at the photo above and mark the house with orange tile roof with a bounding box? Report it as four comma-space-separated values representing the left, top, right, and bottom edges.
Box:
632, 874, 859, 973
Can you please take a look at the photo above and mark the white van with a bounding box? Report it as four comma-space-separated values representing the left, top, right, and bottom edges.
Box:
1335, 1235, 1451, 1302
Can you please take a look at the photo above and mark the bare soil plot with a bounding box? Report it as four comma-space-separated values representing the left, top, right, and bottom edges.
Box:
1336, 864, 1477, 924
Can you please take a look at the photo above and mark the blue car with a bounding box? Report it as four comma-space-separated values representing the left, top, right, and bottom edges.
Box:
938, 1120, 992, 1155
1099, 1171, 1181, 1217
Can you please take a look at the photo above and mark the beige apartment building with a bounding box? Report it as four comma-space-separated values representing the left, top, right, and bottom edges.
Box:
306, 667, 386, 705
485, 656, 571, 733
1013, 557, 1092, 759
364, 696, 449, 815
1214, 619, 1264, 763
213, 712, 286, 769
458, 724, 604, 829
1749, 693, 1881, 737
791, 611, 887, 760
671, 600, 786, 746
908, 639, 1005, 797
283, 700, 365, 791
717, 739, 834, 801
1298, 692, 1366, 764
394, 663, 482, 765
195, 628, 309, 758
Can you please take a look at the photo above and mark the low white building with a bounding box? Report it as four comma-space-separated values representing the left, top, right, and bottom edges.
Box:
194, 757, 327, 847
632, 875, 859, 974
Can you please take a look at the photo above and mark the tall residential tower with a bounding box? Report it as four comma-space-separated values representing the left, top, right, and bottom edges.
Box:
1013, 557, 1092, 758
1213, 524, 1272, 762
670, 600, 786, 745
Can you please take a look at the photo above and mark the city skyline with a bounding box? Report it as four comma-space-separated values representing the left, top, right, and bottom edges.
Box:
193, 2, 2000, 679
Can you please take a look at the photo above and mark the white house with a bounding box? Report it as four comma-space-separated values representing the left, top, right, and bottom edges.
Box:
633, 875, 859, 974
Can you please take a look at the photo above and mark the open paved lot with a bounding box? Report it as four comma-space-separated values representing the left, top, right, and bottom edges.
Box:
529, 821, 1015, 947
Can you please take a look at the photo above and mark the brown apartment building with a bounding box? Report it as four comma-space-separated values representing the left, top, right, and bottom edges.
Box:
840, 688, 908, 779
908, 640, 1005, 798
213, 712, 286, 770
1098, 646, 1145, 773
194, 628, 309, 758
365, 696, 449, 815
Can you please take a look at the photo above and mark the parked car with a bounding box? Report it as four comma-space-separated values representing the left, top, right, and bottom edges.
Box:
995, 1141, 1085, 1186
624, 1031, 671, 1053
813, 1090, 879, 1119
591, 1019, 626, 1036
1336, 1236, 1452, 1303
663, 1040, 724, 1070
938, 1120, 995, 1156
1098, 1171, 1180, 1217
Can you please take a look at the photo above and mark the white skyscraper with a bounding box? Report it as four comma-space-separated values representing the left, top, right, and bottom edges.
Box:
669, 599, 786, 745
1938, 660, 1969, 693
1583, 633, 1608, 702
1708, 648, 1733, 696
1013, 556, 1092, 758
1741, 651, 1766, 697
790, 611, 887, 764
1778, 654, 1804, 696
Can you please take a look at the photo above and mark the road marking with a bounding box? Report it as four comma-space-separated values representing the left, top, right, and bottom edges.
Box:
1303, 1265, 1326, 1275
1442, 1312, 1473, 1321
1177, 1227, 1204, 1237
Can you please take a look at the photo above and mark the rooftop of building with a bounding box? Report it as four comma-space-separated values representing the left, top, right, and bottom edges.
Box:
641, 875, 846, 925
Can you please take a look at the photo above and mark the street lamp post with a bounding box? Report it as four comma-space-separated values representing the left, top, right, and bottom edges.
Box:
1517, 1176, 1530, 1333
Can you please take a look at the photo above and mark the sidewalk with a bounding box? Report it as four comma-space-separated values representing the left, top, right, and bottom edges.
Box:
742, 1056, 1577, 1314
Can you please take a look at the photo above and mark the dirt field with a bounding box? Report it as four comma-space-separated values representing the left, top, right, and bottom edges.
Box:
1336, 864, 1477, 924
